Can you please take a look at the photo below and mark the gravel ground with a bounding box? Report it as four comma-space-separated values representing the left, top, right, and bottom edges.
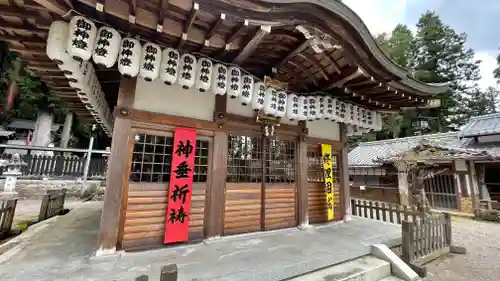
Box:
423, 217, 500, 281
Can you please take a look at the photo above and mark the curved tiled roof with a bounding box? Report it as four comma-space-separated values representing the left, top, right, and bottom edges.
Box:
459, 113, 500, 138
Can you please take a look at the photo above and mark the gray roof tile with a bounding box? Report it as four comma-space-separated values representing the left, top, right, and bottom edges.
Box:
459, 113, 500, 138
348, 132, 467, 166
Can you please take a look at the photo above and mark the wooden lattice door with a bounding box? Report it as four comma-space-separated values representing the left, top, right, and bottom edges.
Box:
223, 134, 297, 235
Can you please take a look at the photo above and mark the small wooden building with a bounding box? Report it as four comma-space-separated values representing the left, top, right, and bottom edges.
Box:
0, 0, 447, 253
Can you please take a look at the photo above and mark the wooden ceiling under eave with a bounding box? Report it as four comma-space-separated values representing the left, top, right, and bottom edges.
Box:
2, 0, 447, 117
0, 0, 120, 122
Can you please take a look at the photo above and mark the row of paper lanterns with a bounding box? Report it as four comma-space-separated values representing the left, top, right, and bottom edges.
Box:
46, 16, 383, 132
46, 20, 113, 135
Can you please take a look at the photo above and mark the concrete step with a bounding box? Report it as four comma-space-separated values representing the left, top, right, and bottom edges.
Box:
287, 255, 391, 281
378, 276, 405, 281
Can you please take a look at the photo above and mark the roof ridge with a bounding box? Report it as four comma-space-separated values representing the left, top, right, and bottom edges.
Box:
357, 132, 458, 147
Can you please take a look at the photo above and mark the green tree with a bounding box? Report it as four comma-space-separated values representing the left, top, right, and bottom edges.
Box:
409, 12, 481, 131
494, 52, 500, 84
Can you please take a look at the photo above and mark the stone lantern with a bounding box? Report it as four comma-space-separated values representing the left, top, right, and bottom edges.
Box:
1, 154, 27, 198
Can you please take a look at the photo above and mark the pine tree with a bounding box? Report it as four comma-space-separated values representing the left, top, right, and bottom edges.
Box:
409, 12, 481, 131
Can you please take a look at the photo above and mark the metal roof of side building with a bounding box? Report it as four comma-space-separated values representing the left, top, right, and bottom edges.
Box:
459, 113, 500, 138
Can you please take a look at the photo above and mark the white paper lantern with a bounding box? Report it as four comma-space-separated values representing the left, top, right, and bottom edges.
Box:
337, 100, 346, 123
160, 48, 180, 85
286, 94, 300, 121
325, 97, 335, 120
352, 105, 360, 126
196, 58, 212, 92
47, 21, 70, 64
308, 96, 317, 121
240, 75, 253, 105
360, 107, 368, 128
251, 82, 266, 111
118, 38, 141, 77
317, 96, 325, 120
92, 26, 121, 68
299, 96, 308, 121
263, 87, 278, 116
178, 53, 196, 89
275, 91, 287, 118
67, 16, 97, 61
139, 42, 161, 82
367, 109, 374, 129
227, 67, 241, 99
212, 63, 227, 95
346, 103, 355, 125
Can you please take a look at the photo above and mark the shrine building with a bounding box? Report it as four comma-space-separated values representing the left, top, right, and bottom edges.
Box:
0, 0, 448, 254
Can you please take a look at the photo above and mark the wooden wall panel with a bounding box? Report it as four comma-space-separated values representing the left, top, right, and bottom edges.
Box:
264, 184, 296, 230
122, 183, 206, 250
308, 182, 342, 224
223, 183, 261, 235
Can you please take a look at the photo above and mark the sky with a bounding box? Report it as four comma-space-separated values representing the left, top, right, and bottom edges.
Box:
343, 0, 500, 90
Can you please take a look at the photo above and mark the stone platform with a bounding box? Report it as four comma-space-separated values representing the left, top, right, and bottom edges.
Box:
0, 202, 402, 281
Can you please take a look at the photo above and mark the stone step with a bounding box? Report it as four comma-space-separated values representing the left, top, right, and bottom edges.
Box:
287, 255, 391, 281
379, 276, 406, 281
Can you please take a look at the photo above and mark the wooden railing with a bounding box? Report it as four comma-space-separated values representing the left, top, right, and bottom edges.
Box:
402, 213, 452, 265
0, 153, 108, 179
39, 189, 67, 221
0, 199, 17, 238
351, 198, 424, 224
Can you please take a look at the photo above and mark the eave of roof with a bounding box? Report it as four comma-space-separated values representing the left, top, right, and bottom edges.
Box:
200, 0, 449, 95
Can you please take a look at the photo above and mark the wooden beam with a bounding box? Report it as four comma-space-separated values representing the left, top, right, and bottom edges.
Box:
184, 2, 199, 33
297, 122, 308, 226
0, 35, 45, 45
324, 67, 365, 89
296, 53, 328, 81
339, 123, 350, 221
97, 77, 136, 254
177, 32, 187, 50
347, 77, 376, 88
128, 0, 137, 16
9, 47, 46, 56
0, 6, 41, 20
205, 13, 225, 41
156, 0, 170, 32
226, 19, 248, 46
31, 0, 70, 17
275, 38, 313, 69
232, 25, 270, 64
286, 60, 318, 87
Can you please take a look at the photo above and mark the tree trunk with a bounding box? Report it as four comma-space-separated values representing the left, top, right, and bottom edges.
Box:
60, 112, 73, 148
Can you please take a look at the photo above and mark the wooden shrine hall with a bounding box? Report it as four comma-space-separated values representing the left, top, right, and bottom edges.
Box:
0, 0, 448, 254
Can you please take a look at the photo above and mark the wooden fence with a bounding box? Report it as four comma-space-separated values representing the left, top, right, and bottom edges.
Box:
39, 189, 67, 221
351, 198, 425, 224
0, 153, 107, 179
402, 213, 452, 266
0, 199, 17, 238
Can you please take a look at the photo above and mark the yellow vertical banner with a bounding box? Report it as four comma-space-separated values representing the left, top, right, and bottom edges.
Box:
321, 144, 335, 220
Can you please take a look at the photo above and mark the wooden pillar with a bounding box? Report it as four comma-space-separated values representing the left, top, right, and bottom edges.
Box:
96, 77, 136, 256
297, 121, 309, 227
205, 95, 227, 238
339, 123, 351, 221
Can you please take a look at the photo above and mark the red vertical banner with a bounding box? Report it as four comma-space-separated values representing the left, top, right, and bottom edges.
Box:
164, 127, 197, 244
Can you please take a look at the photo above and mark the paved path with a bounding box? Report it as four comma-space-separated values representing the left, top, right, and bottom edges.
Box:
424, 218, 500, 281
0, 204, 402, 281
